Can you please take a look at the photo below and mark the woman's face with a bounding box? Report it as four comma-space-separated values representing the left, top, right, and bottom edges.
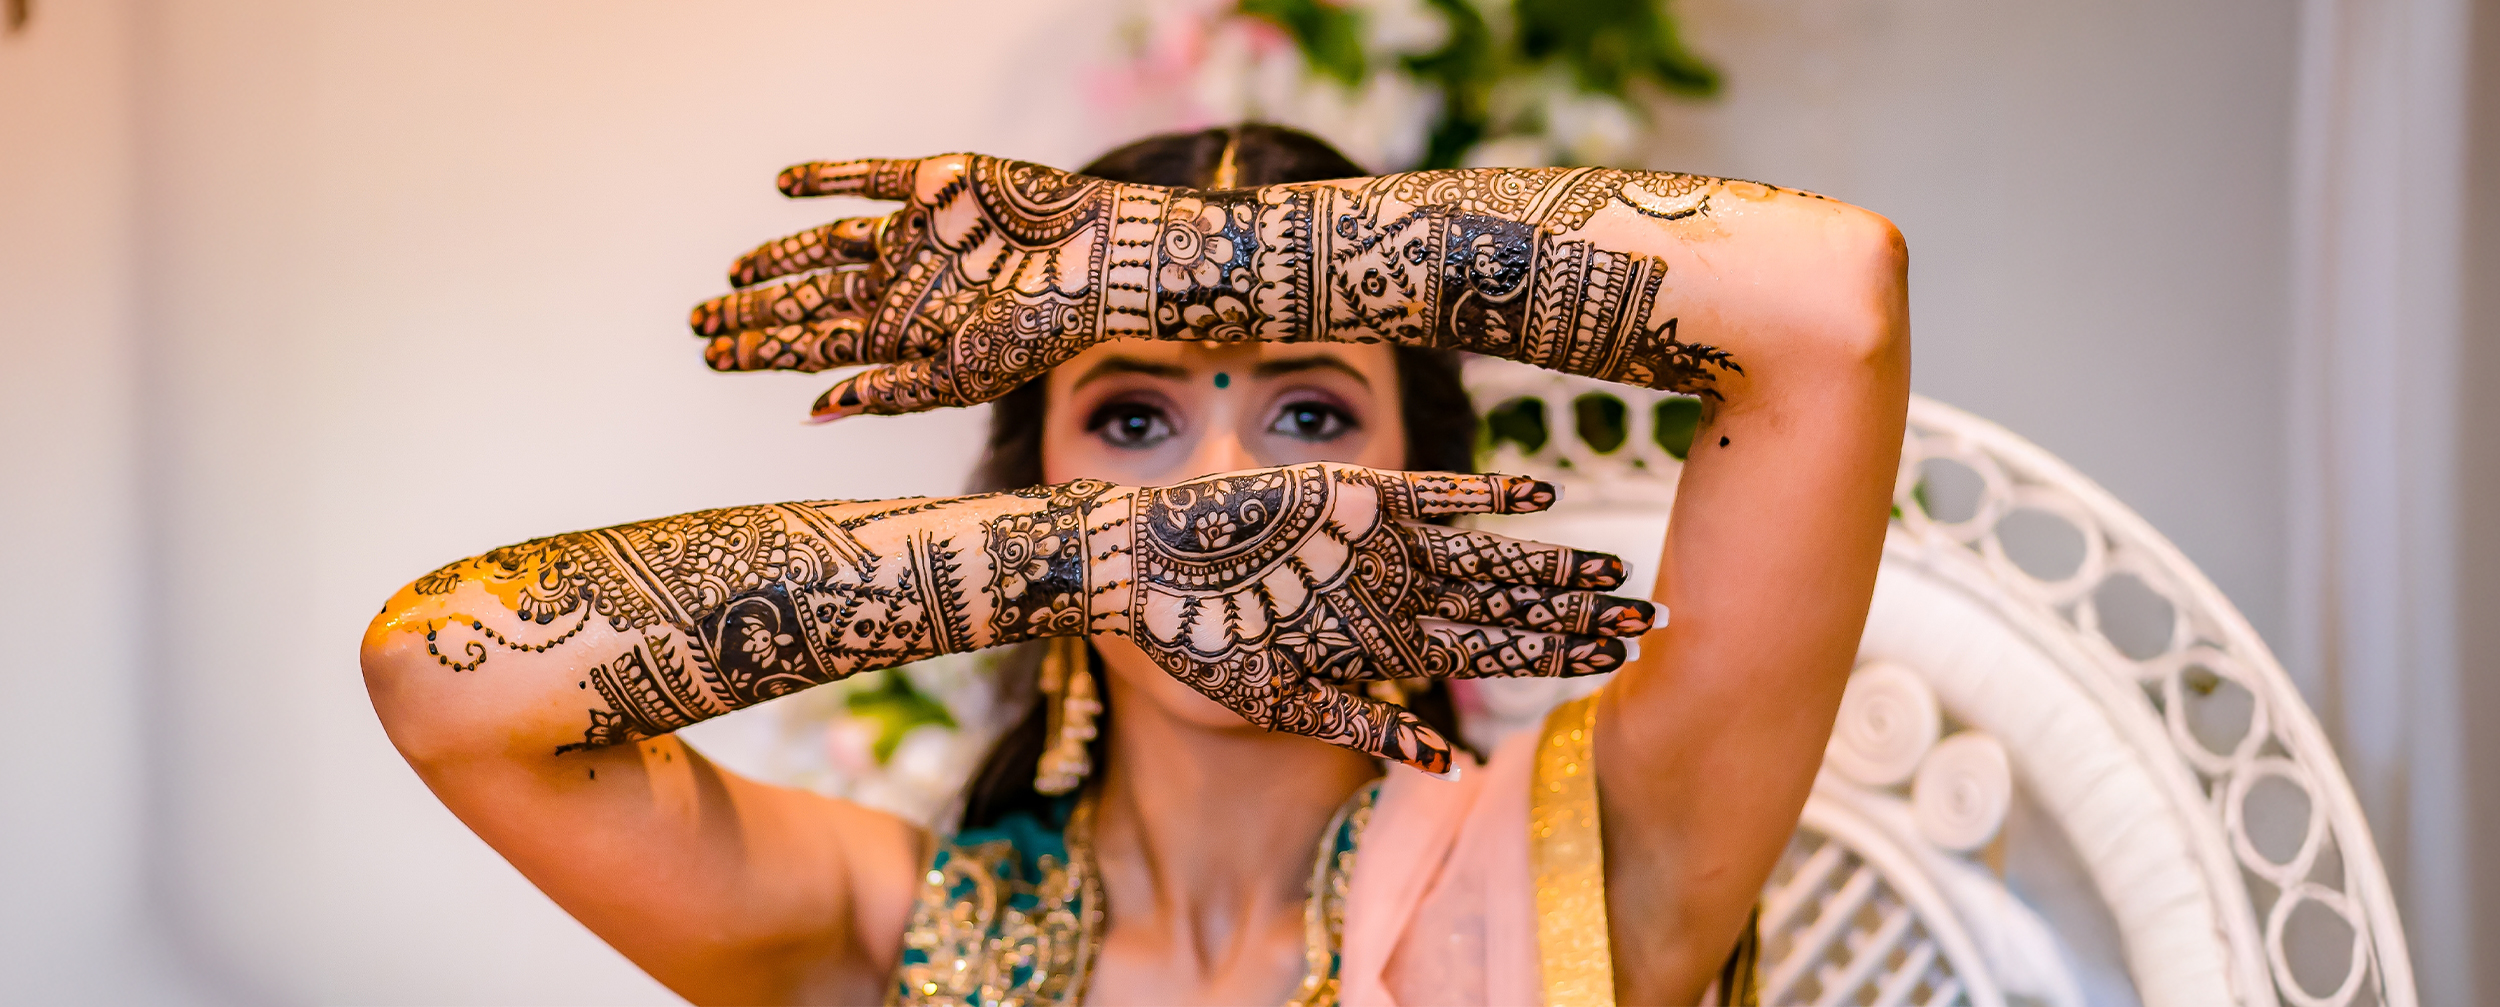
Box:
1040, 339, 1409, 731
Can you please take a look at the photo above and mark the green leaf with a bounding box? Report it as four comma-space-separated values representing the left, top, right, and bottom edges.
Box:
1404, 0, 1498, 168
1238, 0, 1370, 89
1574, 393, 1629, 453
1484, 396, 1551, 455
842, 669, 958, 765
1513, 0, 1719, 99
1652, 396, 1702, 459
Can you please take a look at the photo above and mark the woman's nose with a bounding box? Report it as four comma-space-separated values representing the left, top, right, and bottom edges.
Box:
1180, 429, 1261, 480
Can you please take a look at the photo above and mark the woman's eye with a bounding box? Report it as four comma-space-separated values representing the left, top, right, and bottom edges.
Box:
1086, 402, 1174, 448
1270, 401, 1356, 442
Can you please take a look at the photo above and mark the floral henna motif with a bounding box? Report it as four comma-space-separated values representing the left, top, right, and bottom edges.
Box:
982, 480, 1113, 642
691, 155, 1756, 416
1098, 463, 1649, 771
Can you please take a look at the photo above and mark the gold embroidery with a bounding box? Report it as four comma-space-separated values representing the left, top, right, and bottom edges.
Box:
1283, 784, 1375, 1007
895, 797, 1103, 1006
1532, 692, 1614, 1006
1530, 693, 1760, 1006
894, 782, 1375, 1006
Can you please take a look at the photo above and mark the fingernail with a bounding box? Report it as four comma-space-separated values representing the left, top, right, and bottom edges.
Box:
809, 383, 863, 423
1422, 763, 1464, 782
1653, 605, 1670, 629
1623, 638, 1642, 662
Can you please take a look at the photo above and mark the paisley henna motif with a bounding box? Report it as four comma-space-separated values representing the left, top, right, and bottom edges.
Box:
688, 154, 1754, 416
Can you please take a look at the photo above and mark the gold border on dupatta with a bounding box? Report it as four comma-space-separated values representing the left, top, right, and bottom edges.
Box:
1531, 692, 1614, 1006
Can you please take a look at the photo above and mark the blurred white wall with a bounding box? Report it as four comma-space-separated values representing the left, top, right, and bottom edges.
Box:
0, 0, 2487, 1003
1634, 0, 2300, 657
0, 0, 194, 1002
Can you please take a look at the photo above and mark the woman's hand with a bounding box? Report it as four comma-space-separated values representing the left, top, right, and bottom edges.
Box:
689, 153, 1756, 419
1067, 463, 1654, 774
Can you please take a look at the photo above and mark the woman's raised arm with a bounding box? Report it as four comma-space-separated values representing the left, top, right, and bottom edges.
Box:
689, 156, 1791, 417
361, 463, 1647, 1002
1578, 188, 1910, 1000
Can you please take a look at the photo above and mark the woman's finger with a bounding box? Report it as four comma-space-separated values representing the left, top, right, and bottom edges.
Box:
1378, 471, 1557, 519
1270, 679, 1456, 776
808, 358, 960, 422
1398, 524, 1627, 590
704, 317, 871, 373
691, 267, 875, 336
1421, 623, 1630, 679
1425, 581, 1656, 637
774, 158, 920, 200
728, 216, 885, 288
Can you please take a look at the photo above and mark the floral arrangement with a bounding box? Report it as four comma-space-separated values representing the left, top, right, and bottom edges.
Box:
1090, 0, 1719, 172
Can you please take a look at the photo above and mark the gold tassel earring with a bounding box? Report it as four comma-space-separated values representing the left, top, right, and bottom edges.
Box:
1210, 126, 1242, 189
1035, 636, 1100, 796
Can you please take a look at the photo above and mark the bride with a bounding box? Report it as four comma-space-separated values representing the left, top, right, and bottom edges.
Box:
361, 124, 1909, 1006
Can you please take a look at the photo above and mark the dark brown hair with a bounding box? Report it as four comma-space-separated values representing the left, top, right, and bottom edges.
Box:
958, 125, 1478, 830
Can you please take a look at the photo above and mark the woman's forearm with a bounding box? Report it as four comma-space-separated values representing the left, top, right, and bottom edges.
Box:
717, 156, 1854, 417
1154, 167, 1755, 395
365, 482, 1120, 757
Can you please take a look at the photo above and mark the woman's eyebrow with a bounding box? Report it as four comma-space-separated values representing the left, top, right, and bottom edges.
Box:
1071, 356, 1192, 391
1255, 356, 1372, 389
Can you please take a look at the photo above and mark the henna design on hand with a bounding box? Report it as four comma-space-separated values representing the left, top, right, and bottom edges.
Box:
688, 156, 1756, 418
1424, 582, 1656, 638
1082, 463, 1651, 773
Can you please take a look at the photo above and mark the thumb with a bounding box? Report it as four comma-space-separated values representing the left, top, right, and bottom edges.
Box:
808, 359, 963, 422
1279, 681, 1457, 777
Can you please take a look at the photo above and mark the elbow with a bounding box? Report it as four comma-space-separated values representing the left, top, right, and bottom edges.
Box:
1831, 208, 1910, 367
361, 588, 460, 771
1793, 206, 1908, 372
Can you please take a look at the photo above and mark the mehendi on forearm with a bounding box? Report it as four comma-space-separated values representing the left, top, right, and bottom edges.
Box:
691, 156, 1759, 417
395, 464, 1656, 769
407, 489, 1117, 754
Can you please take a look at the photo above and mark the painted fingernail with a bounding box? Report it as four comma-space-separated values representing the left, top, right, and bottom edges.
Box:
1422, 763, 1464, 782
775, 165, 808, 197
808, 382, 865, 423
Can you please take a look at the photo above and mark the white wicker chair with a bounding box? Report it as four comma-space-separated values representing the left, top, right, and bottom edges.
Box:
1458, 359, 2415, 1007
682, 358, 2417, 1007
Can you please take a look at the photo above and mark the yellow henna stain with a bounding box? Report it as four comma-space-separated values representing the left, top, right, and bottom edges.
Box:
1720, 179, 1776, 202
